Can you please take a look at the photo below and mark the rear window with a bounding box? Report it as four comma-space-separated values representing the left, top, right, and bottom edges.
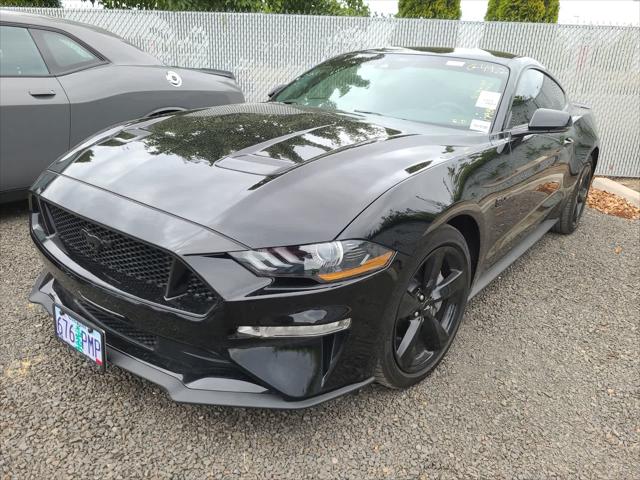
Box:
31, 29, 101, 74
0, 26, 49, 76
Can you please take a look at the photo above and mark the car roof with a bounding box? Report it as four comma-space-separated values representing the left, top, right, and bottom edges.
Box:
0, 10, 162, 66
360, 47, 542, 69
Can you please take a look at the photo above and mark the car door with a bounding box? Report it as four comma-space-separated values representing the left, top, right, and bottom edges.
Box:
483, 68, 572, 266
0, 25, 70, 196
28, 27, 112, 147
30, 28, 187, 148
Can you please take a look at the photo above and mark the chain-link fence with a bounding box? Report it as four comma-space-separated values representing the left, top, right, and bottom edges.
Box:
9, 9, 640, 177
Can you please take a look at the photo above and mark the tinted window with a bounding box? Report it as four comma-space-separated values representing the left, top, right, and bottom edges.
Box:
509, 69, 566, 128
509, 70, 543, 128
275, 53, 510, 132
0, 26, 49, 76
32, 29, 100, 73
537, 74, 566, 110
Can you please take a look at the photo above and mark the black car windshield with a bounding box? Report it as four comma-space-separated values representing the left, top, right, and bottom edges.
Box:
274, 53, 510, 133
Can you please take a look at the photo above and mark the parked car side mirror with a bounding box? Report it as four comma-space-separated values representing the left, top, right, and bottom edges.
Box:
529, 108, 573, 131
513, 108, 573, 136
267, 84, 287, 99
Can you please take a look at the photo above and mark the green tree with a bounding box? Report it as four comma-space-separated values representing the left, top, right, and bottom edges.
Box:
266, 0, 369, 15
543, 0, 560, 22
338, 0, 369, 16
85, 0, 370, 15
397, 0, 462, 19
498, 0, 545, 22
485, 0, 559, 23
91, 0, 263, 10
0, 0, 60, 6
485, 0, 500, 21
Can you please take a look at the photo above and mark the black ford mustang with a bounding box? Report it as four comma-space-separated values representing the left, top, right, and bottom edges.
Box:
29, 48, 599, 408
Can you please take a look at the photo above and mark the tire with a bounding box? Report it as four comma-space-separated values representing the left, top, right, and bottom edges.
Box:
375, 225, 472, 389
553, 161, 594, 234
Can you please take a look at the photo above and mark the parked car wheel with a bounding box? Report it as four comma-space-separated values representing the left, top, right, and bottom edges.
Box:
553, 160, 594, 234
375, 225, 471, 389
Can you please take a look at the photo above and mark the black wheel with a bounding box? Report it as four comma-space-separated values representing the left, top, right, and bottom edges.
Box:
375, 225, 471, 389
553, 162, 593, 234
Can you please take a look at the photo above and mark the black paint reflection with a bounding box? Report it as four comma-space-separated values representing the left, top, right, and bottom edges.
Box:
140, 103, 400, 166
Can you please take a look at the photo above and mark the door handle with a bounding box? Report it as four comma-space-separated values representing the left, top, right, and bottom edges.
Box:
29, 89, 56, 98
563, 137, 575, 145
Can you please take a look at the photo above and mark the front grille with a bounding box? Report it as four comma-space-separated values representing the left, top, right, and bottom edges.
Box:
77, 299, 158, 350
44, 202, 217, 314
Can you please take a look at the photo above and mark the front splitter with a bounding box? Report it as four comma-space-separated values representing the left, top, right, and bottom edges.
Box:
108, 347, 373, 409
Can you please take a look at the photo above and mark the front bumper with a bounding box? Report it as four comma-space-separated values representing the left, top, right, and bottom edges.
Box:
32, 271, 372, 409
28, 184, 400, 408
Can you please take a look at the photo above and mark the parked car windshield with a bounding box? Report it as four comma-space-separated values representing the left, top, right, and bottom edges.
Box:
274, 53, 510, 133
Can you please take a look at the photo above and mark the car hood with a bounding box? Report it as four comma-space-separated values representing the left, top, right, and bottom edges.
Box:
50, 103, 483, 249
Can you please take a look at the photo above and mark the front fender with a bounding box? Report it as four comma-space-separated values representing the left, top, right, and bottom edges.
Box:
337, 158, 486, 258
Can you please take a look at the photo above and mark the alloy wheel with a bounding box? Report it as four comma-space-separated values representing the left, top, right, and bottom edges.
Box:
393, 246, 469, 374
573, 166, 593, 225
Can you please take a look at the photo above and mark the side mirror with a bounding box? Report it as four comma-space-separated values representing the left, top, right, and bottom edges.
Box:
527, 108, 572, 132
267, 84, 286, 99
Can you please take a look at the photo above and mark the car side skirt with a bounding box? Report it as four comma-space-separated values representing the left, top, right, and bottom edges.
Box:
469, 218, 557, 300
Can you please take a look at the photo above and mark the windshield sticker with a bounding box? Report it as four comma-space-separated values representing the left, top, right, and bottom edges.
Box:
475, 91, 502, 110
465, 63, 509, 76
446, 60, 465, 67
470, 119, 492, 133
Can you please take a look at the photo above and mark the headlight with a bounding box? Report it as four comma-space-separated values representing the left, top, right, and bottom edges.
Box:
230, 240, 394, 282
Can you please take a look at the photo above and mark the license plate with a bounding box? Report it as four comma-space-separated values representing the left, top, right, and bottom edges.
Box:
54, 305, 105, 370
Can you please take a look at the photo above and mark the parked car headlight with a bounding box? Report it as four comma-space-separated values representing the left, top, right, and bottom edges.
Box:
230, 240, 394, 282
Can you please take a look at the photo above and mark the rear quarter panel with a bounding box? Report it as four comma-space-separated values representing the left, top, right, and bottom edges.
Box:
569, 106, 600, 174
57, 64, 244, 146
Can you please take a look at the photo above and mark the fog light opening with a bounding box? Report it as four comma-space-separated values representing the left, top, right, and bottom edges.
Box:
237, 319, 351, 338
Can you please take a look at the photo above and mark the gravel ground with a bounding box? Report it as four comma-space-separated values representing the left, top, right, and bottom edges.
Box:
1, 203, 638, 479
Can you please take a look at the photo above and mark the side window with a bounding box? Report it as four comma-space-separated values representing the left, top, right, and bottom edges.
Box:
508, 69, 566, 128
31, 29, 101, 74
536, 74, 566, 110
0, 26, 49, 76
508, 70, 543, 128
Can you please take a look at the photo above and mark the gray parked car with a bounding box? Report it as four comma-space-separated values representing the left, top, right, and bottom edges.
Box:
0, 11, 244, 202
